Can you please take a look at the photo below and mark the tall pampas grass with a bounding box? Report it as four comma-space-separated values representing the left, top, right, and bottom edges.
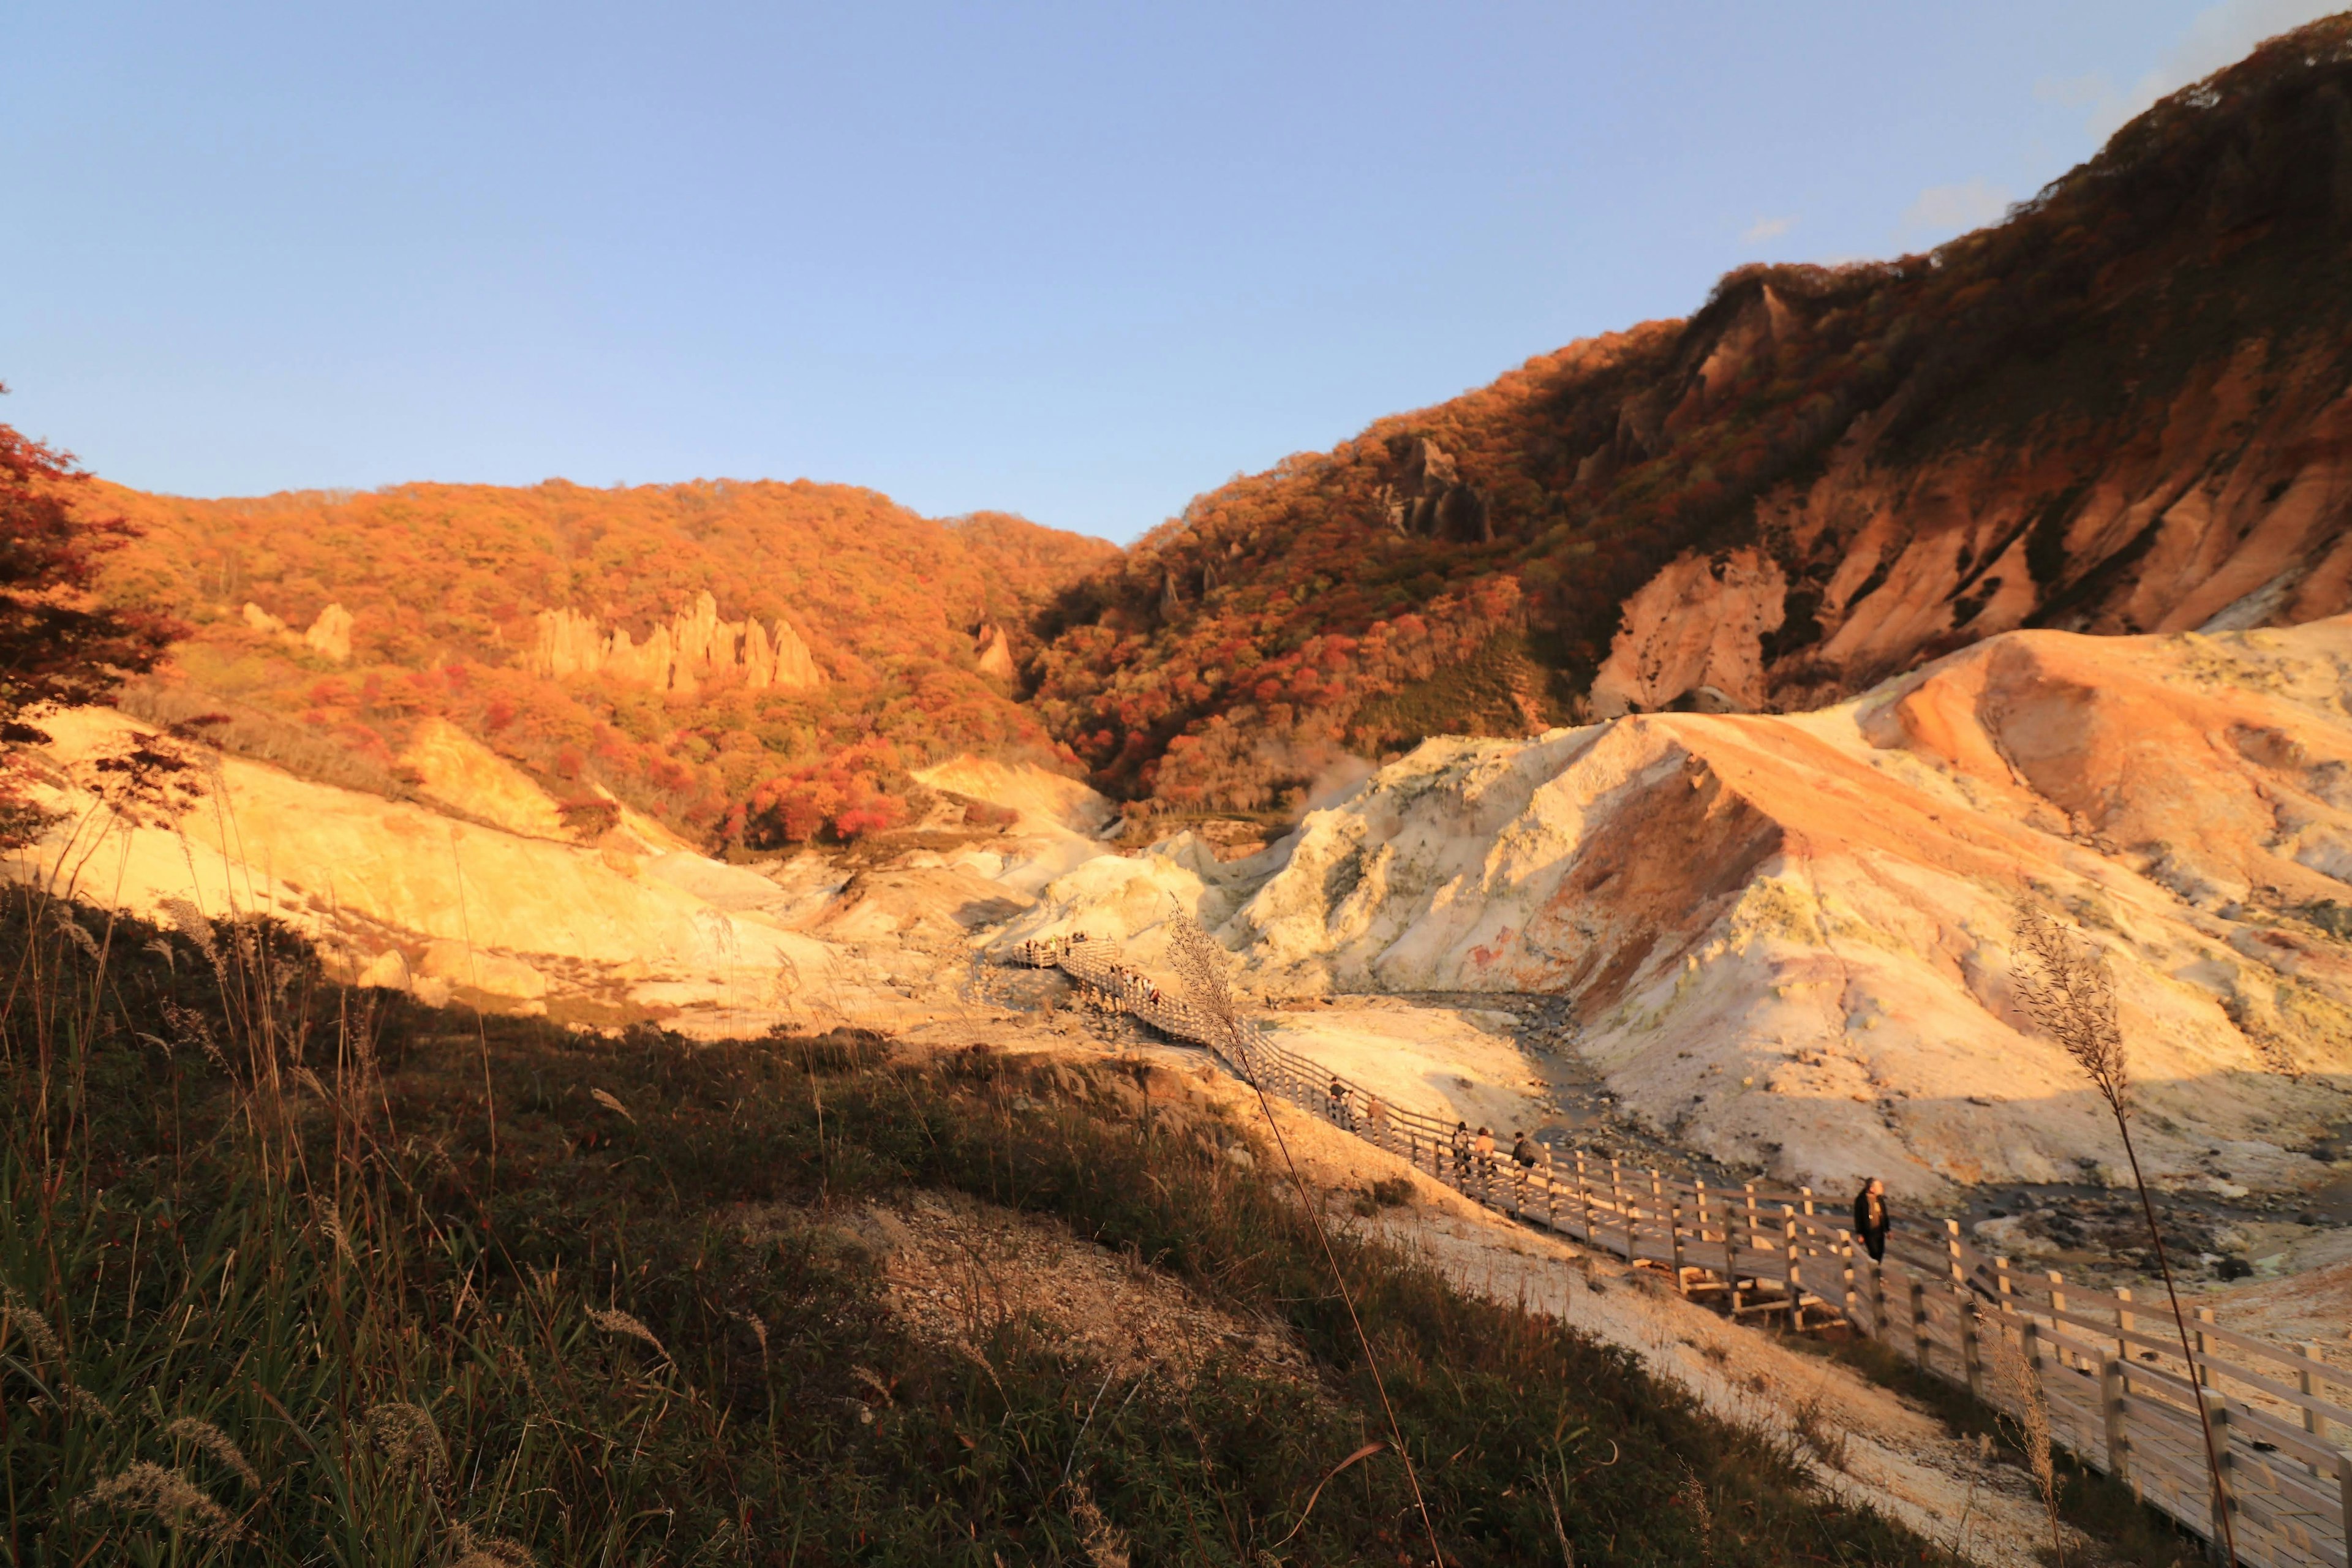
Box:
2013, 908, 2236, 1567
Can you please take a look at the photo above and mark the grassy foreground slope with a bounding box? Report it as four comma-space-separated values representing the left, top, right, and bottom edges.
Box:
0, 891, 1934, 1566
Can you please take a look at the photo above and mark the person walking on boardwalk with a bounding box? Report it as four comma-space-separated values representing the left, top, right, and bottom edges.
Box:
1449, 1121, 1471, 1181
1365, 1095, 1388, 1150
1472, 1126, 1496, 1195
1853, 1176, 1890, 1263
1328, 1078, 1355, 1131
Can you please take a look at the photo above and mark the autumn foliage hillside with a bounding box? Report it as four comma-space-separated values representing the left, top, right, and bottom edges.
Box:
89, 478, 1115, 842
1030, 16, 2352, 812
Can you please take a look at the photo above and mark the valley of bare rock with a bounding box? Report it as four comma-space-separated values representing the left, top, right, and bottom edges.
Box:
16, 616, 2352, 1311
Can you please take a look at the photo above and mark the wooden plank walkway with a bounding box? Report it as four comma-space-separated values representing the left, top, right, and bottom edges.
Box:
1020, 934, 2352, 1568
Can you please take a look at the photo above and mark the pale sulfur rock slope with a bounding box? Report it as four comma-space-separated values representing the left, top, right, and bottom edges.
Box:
9, 718, 1118, 1030
11, 709, 853, 1019
1215, 618, 2352, 1198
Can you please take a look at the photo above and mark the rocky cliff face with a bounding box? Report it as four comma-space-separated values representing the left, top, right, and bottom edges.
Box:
1028, 18, 2352, 810
1597, 327, 2352, 716
529, 590, 823, 693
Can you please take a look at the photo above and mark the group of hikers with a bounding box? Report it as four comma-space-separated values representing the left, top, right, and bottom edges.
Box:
1020, 932, 1170, 1016
1020, 930, 1095, 965
1316, 1067, 1901, 1264
1444, 1118, 1550, 1188
1324, 1075, 1554, 1194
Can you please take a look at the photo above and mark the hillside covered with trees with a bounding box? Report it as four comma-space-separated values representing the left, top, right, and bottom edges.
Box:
1027, 15, 2352, 813
83, 479, 1114, 844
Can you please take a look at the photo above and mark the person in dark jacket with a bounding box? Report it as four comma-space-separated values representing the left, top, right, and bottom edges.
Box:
1853, 1177, 1890, 1262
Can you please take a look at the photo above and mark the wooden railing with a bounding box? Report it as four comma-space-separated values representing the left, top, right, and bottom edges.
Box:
1020, 935, 2352, 1568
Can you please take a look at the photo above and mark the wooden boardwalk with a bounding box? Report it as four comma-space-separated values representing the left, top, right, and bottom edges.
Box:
1021, 935, 2352, 1568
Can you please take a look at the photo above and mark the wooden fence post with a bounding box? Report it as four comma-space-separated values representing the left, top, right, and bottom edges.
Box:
2194, 1306, 2214, 1389
1909, 1277, 1929, 1369
2116, 1285, 2134, 1360
1959, 1288, 1983, 1400
1576, 1151, 1594, 1243
2048, 1270, 2070, 1370
1837, 1229, 1856, 1327
2100, 1354, 2132, 1490
1609, 1159, 1628, 1260
1871, 1253, 1889, 1344
1782, 1205, 1803, 1330
2021, 1316, 2043, 1422
2203, 1391, 2233, 1554
2301, 1342, 2329, 1445
1671, 1202, 1687, 1295
2335, 1444, 2352, 1568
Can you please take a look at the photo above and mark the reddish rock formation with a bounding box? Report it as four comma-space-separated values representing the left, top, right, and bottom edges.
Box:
1596, 334, 2352, 715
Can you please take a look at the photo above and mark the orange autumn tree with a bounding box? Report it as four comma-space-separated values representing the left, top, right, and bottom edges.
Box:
0, 403, 178, 842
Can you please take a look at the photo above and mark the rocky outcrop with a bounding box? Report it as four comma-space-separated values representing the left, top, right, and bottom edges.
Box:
242, 601, 354, 663
1589, 548, 1785, 715
529, 591, 822, 693
974, 624, 1016, 679
303, 603, 354, 662
1374, 437, 1489, 543
398, 717, 575, 841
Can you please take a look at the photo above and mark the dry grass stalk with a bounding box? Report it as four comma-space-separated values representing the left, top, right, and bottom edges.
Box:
1166, 915, 1446, 1568
362, 1401, 447, 1477
1790, 1387, 1850, 1475
55, 914, 102, 963
0, 1282, 65, 1366
312, 1197, 356, 1264
1066, 1476, 1133, 1568
164, 1416, 260, 1490
75, 1461, 244, 1541
159, 895, 224, 978
1675, 1459, 1714, 1566
2012, 907, 2237, 1567
447, 1521, 538, 1566
733, 1309, 770, 1365
587, 1306, 669, 1363
1979, 1303, 2064, 1567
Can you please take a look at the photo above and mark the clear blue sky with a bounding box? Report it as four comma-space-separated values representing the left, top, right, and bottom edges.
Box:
1, 1, 2335, 541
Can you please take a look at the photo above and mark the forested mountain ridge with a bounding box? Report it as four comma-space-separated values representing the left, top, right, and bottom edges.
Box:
86, 477, 1115, 842
1027, 15, 2352, 813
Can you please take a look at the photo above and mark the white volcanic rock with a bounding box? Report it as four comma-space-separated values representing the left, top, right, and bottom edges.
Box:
1177, 619, 2352, 1198
12, 708, 853, 1024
